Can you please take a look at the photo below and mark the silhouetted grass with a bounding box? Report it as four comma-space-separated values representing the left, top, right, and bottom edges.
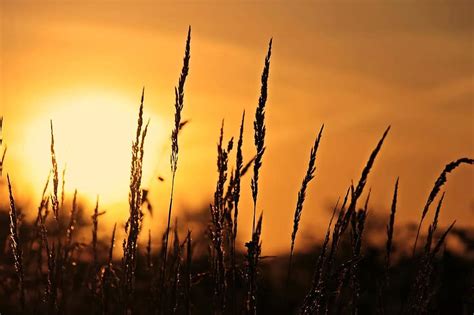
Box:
7, 175, 25, 312
288, 125, 324, 286
122, 87, 149, 314
0, 30, 472, 315
251, 39, 272, 233
412, 158, 474, 256
161, 27, 192, 310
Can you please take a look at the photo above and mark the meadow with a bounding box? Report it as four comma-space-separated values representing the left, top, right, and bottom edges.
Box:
0, 28, 473, 315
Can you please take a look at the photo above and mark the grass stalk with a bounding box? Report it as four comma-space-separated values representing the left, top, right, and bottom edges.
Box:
412, 158, 473, 256
92, 196, 105, 270
231, 110, 245, 314
122, 88, 149, 314
210, 121, 233, 312
287, 125, 324, 286
161, 27, 191, 304
245, 213, 263, 315
7, 175, 26, 313
251, 38, 273, 233
50, 121, 60, 223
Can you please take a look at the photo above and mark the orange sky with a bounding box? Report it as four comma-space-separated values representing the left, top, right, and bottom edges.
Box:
1, 1, 473, 255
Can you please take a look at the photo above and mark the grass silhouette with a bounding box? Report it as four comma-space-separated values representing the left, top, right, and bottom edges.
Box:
0, 29, 473, 315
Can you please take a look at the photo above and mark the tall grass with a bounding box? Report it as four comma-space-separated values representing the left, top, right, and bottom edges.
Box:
210, 121, 233, 312
287, 125, 324, 285
406, 189, 456, 313
92, 196, 104, 271
161, 27, 192, 304
385, 178, 399, 273
50, 121, 60, 223
1, 31, 473, 315
122, 88, 149, 314
376, 178, 399, 314
301, 126, 390, 314
230, 110, 245, 313
251, 39, 272, 233
47, 121, 60, 314
412, 158, 474, 255
7, 175, 25, 312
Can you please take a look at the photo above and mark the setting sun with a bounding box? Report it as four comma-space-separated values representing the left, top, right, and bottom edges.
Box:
19, 90, 167, 205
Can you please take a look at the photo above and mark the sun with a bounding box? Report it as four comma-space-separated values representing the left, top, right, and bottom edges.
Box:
19, 89, 167, 207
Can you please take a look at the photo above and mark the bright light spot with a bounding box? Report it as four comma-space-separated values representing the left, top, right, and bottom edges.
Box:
21, 90, 167, 205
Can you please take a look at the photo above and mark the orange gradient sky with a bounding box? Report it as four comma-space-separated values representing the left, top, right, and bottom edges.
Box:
1, 1, 473, 254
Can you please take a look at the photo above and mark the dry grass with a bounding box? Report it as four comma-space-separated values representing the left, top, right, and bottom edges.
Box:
412, 158, 474, 255
210, 121, 234, 312
161, 27, 192, 302
92, 196, 105, 270
251, 39, 272, 233
7, 174, 25, 312
0, 30, 472, 315
50, 121, 60, 223
301, 126, 390, 314
406, 190, 456, 314
287, 125, 324, 285
122, 87, 149, 314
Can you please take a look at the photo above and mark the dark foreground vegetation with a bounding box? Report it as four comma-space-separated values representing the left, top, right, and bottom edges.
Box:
1, 28, 473, 315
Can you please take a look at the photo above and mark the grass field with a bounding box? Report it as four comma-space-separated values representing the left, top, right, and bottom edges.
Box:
0, 28, 473, 315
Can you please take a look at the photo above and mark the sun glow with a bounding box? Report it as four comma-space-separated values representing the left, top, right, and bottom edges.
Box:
19, 90, 167, 206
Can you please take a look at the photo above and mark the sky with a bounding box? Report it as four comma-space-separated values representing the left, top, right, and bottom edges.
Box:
1, 1, 473, 255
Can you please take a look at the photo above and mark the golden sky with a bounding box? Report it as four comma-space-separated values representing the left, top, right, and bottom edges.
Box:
1, 1, 473, 254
